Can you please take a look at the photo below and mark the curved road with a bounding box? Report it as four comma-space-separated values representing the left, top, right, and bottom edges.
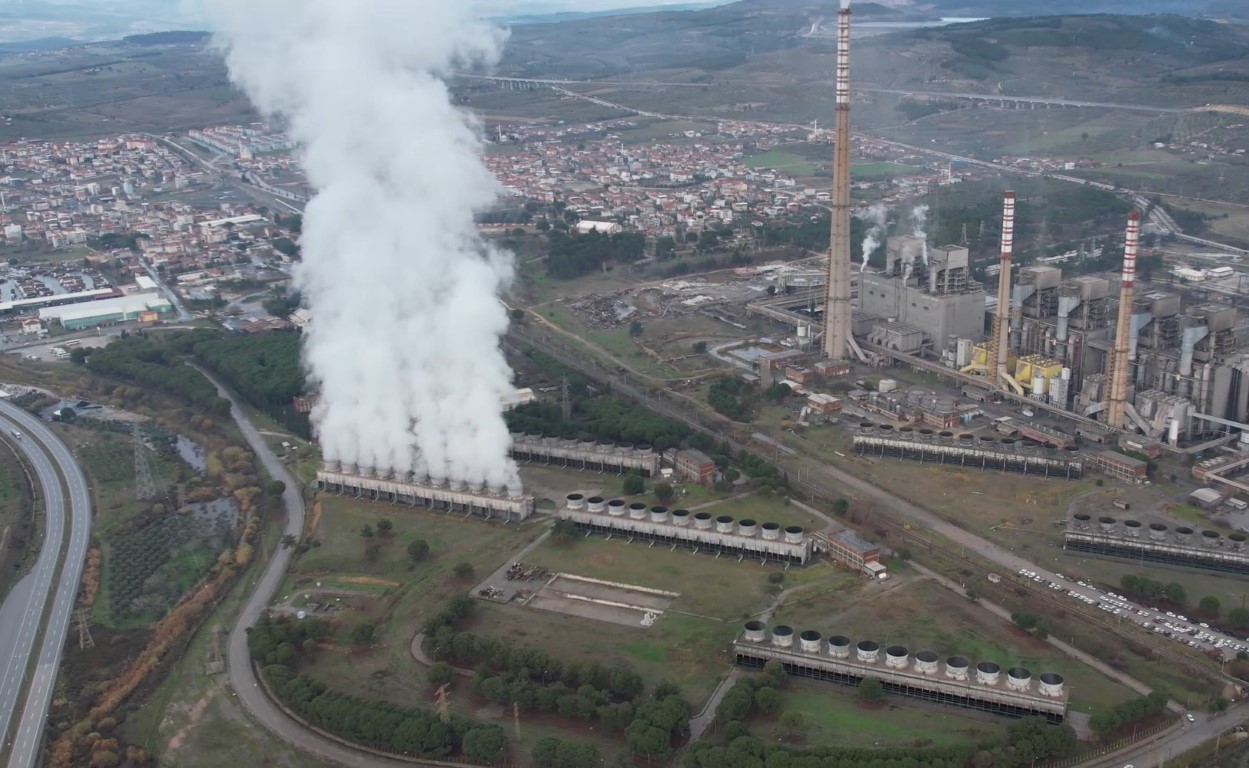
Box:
0, 400, 92, 768
204, 369, 424, 767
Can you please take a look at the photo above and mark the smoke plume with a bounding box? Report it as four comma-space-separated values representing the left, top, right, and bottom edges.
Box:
207, 0, 521, 491
911, 204, 930, 266
856, 204, 887, 273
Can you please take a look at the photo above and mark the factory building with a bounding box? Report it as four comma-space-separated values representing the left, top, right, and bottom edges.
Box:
1085, 450, 1149, 482
316, 464, 535, 521
734, 624, 1067, 723
509, 434, 661, 478
853, 422, 1083, 479
1065, 514, 1249, 575
559, 494, 812, 564
858, 239, 986, 352
38, 292, 172, 329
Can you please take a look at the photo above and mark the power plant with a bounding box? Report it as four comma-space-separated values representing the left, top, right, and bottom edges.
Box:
510, 433, 662, 477
853, 422, 1084, 479
734, 623, 1068, 723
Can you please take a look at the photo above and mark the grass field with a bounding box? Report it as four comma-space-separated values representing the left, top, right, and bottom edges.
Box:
768, 682, 1009, 749
0, 437, 32, 603
853, 161, 922, 180
746, 149, 817, 175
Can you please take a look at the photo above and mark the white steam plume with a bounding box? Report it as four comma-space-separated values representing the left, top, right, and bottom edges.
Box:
856, 204, 887, 273
207, 0, 520, 491
911, 204, 930, 266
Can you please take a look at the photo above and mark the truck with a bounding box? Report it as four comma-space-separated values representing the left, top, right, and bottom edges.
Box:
10, 430, 21, 439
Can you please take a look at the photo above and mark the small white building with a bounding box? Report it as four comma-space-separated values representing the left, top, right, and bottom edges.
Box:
574, 220, 623, 236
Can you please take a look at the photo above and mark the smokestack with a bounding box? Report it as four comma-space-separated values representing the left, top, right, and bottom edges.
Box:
987, 191, 1015, 389
823, 0, 852, 361
1105, 212, 1141, 430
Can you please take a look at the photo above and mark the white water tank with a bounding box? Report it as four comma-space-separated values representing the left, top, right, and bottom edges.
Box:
566, 493, 586, 511
828, 636, 851, 659
743, 621, 766, 643
800, 630, 822, 653
587, 496, 606, 514
945, 656, 969, 681
856, 640, 880, 663
607, 499, 627, 516
975, 661, 1001, 686
914, 650, 938, 675
1038, 673, 1065, 697
1007, 667, 1032, 692
771, 625, 794, 648
885, 645, 909, 670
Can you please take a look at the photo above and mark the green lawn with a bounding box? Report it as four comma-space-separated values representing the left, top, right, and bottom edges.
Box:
746, 149, 817, 175
853, 161, 922, 180
769, 682, 1008, 749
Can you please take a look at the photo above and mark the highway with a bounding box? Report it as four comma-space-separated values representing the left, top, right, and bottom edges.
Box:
0, 401, 92, 768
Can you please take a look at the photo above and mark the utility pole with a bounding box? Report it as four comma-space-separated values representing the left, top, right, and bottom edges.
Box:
75, 608, 94, 649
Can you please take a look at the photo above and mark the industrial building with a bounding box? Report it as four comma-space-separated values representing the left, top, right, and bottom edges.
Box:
853, 422, 1083, 479
1064, 513, 1249, 575
858, 240, 986, 354
509, 434, 661, 477
37, 292, 173, 329
315, 464, 535, 521
559, 494, 812, 564
1085, 450, 1149, 482
734, 624, 1067, 723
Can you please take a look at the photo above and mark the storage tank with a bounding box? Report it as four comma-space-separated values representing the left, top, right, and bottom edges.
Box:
607, 499, 627, 517
1098, 516, 1117, 533
828, 635, 851, 659
1175, 526, 1194, 544
694, 512, 713, 530
856, 640, 880, 663
945, 656, 970, 681
716, 515, 735, 534
899, 427, 915, 441
1149, 522, 1168, 541
672, 508, 690, 527
976, 661, 1001, 686
650, 506, 669, 524
743, 620, 766, 643
587, 496, 606, 514
1038, 673, 1065, 698
785, 526, 804, 544
1032, 375, 1047, 396
885, 645, 909, 670
1229, 533, 1247, 552
1123, 519, 1142, 538
629, 502, 647, 520
1202, 530, 1222, 549
566, 493, 586, 512
772, 625, 794, 648
1073, 513, 1091, 531
428, 474, 447, 489
761, 522, 780, 540
915, 650, 939, 675
738, 519, 758, 538
470, 480, 486, 494
800, 630, 822, 654
1007, 667, 1032, 692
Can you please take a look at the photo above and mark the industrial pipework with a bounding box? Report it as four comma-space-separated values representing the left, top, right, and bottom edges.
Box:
1105, 212, 1141, 430
822, 0, 855, 362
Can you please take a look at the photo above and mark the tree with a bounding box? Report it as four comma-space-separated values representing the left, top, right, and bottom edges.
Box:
453, 562, 476, 580
364, 542, 382, 563
1165, 582, 1188, 606
266, 480, 287, 497
1231, 607, 1249, 629
858, 677, 883, 702
69, 347, 89, 365
280, 534, 297, 549
832, 498, 849, 517
360, 524, 374, 539
536, 219, 551, 232
1200, 596, 1222, 617
753, 685, 781, 713
653, 481, 674, 503
623, 473, 645, 495
509, 308, 524, 322
692, 340, 707, 354
461, 726, 507, 765
376, 518, 394, 537
779, 710, 804, 736
407, 539, 430, 562
629, 320, 644, 337
1012, 612, 1039, 631
351, 620, 378, 645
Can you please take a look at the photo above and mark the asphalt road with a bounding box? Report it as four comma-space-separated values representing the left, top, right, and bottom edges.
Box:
0, 401, 92, 768
203, 368, 425, 767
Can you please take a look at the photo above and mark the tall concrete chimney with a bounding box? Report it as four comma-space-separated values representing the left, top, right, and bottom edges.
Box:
823, 0, 852, 361
1105, 212, 1141, 430
987, 191, 1015, 390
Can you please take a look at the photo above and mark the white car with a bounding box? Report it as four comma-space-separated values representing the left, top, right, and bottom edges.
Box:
1187, 713, 1195, 723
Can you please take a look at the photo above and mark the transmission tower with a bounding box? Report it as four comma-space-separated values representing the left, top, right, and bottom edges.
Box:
132, 422, 156, 501
560, 376, 571, 422
75, 608, 94, 649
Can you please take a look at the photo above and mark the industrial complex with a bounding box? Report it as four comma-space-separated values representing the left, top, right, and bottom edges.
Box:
1065, 512, 1249, 575
734, 623, 1068, 723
